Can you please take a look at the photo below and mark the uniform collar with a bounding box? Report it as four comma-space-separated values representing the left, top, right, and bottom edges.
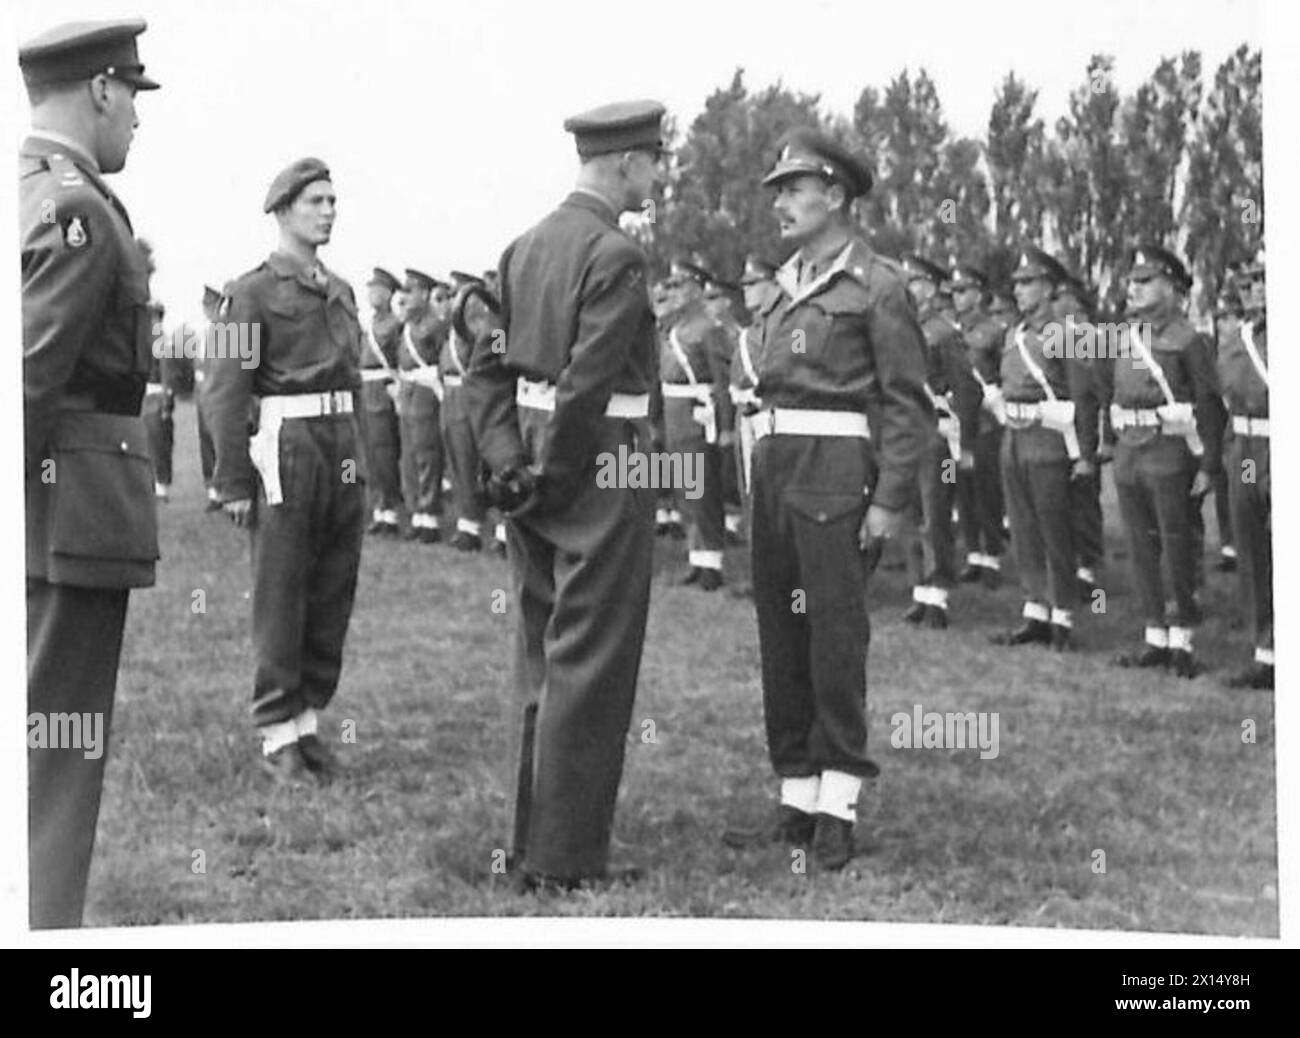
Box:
25, 129, 100, 172
267, 250, 332, 296
566, 188, 620, 227
774, 238, 870, 308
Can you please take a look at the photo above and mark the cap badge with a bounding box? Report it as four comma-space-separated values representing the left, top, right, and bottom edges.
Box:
62, 215, 89, 248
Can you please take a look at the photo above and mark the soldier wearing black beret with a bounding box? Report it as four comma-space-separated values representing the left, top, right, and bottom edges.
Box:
207, 157, 366, 781
441, 270, 494, 551
21, 17, 161, 927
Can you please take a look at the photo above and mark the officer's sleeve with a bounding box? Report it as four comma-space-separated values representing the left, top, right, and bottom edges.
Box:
1186, 330, 1226, 475
205, 286, 259, 500
941, 333, 981, 453
21, 191, 117, 473
866, 278, 933, 511
542, 249, 650, 500
705, 323, 736, 431
1067, 356, 1100, 460
467, 247, 527, 473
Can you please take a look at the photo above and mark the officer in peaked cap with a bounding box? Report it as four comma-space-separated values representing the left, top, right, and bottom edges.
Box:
207, 157, 366, 783
1052, 263, 1107, 599
660, 257, 735, 588
441, 270, 493, 551
990, 247, 1087, 652
21, 17, 161, 927
466, 97, 665, 891
950, 263, 1008, 588
723, 126, 930, 871
1101, 243, 1222, 678
358, 267, 404, 536
395, 267, 450, 542
898, 253, 981, 630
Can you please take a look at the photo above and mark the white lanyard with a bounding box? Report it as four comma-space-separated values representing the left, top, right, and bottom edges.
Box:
737, 327, 758, 386
1013, 324, 1058, 402
668, 326, 699, 385
448, 330, 469, 377
1241, 322, 1269, 388
403, 324, 432, 370
1127, 325, 1177, 407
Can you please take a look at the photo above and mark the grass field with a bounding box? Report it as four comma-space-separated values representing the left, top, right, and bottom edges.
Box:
85, 399, 1277, 935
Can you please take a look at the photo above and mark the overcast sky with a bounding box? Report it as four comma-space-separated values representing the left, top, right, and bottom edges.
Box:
8, 0, 1263, 323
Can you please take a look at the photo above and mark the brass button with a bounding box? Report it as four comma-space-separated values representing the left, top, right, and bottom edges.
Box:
120, 441, 129, 451
816, 511, 827, 522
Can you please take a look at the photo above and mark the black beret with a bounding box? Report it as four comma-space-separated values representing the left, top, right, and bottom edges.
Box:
264, 157, 331, 213
367, 267, 401, 293
564, 99, 666, 158
20, 18, 160, 90
1010, 247, 1067, 285
1128, 243, 1191, 291
762, 127, 873, 198
451, 282, 501, 345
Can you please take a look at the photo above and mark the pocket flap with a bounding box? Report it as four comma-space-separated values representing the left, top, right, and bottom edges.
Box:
784, 487, 866, 525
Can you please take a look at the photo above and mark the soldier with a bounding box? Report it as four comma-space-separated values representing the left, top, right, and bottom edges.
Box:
136, 239, 173, 501
21, 17, 161, 927
207, 157, 365, 781
1053, 267, 1106, 597
442, 270, 493, 551
722, 128, 931, 870
396, 269, 449, 543
703, 272, 745, 545
899, 253, 980, 629
990, 248, 1087, 652
1215, 252, 1271, 689
467, 99, 665, 891
191, 284, 224, 510
729, 256, 778, 526
659, 258, 735, 590
987, 285, 1016, 337
950, 264, 1007, 588
358, 267, 403, 536
1102, 244, 1221, 678
651, 278, 685, 541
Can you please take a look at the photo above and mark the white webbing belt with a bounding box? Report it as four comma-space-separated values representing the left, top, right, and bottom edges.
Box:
662, 382, 713, 402
515, 378, 650, 419
249, 390, 355, 506
730, 386, 759, 407
145, 381, 165, 396
751, 408, 870, 441
442, 374, 464, 388
1232, 415, 1270, 437
1110, 405, 1162, 429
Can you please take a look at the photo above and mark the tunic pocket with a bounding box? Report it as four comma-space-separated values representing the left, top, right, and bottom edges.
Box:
48, 412, 160, 571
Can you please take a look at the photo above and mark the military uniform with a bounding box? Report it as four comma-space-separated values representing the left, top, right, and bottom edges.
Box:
355, 267, 403, 535
191, 285, 223, 508
900, 255, 981, 627
207, 158, 366, 763
396, 269, 448, 542
466, 100, 664, 886
1053, 272, 1106, 593
442, 272, 492, 551
951, 266, 1007, 586
1215, 292, 1271, 687
141, 312, 175, 497
21, 18, 161, 928
661, 261, 734, 589
1101, 245, 1221, 677
734, 129, 931, 867
993, 249, 1084, 650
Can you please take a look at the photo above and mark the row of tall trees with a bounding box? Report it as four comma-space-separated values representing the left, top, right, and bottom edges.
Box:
643, 45, 1262, 319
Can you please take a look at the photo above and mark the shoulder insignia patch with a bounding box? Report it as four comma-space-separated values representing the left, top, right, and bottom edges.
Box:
61, 214, 90, 248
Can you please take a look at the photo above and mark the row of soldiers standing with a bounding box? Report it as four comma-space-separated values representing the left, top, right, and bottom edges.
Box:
648, 241, 1272, 690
